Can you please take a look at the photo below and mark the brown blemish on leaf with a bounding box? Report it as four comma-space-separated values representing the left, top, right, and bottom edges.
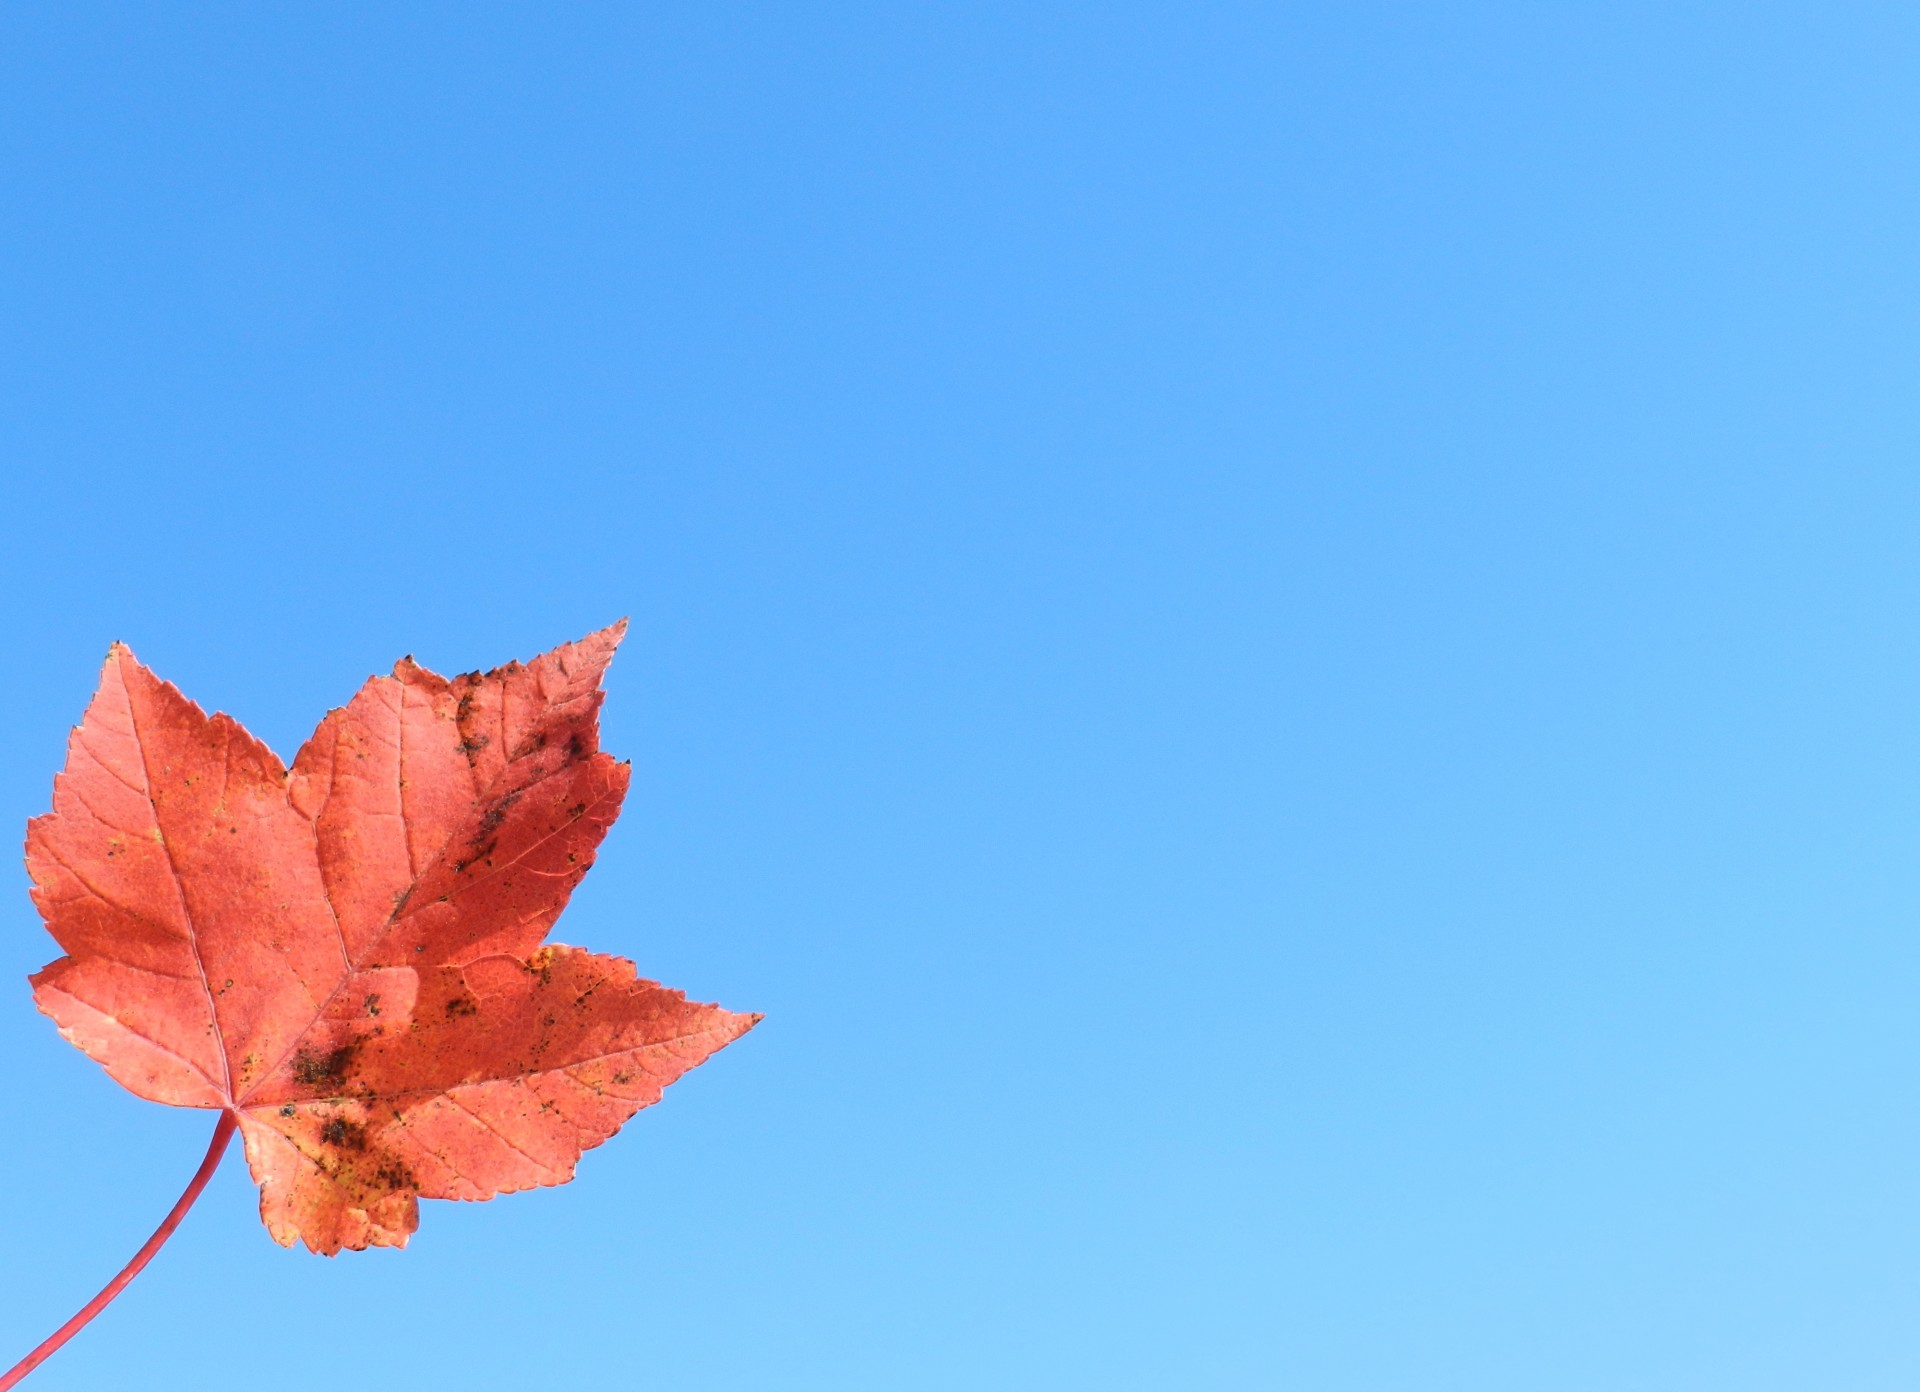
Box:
290, 1041, 359, 1090
372, 1158, 417, 1192
472, 790, 521, 843
318, 1115, 367, 1151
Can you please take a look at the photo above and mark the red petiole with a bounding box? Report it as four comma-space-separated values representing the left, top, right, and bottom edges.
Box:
0, 1112, 236, 1389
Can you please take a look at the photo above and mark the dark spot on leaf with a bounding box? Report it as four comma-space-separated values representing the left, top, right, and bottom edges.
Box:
290, 1041, 359, 1089
364, 994, 381, 1017
319, 1116, 367, 1150
472, 790, 520, 842
372, 1159, 416, 1192
445, 995, 479, 1019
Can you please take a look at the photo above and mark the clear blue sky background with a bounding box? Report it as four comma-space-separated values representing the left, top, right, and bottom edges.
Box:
1, 5, 1917, 1389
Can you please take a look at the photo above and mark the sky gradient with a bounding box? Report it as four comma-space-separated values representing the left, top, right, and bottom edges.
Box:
2, 5, 1919, 1389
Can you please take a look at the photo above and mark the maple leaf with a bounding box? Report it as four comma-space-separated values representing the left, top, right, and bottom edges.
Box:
24, 624, 757, 1256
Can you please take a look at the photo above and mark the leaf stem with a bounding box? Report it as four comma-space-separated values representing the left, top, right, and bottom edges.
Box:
0, 1110, 237, 1390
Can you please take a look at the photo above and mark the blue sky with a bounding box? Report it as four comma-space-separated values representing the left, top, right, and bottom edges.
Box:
2, 4, 1918, 1388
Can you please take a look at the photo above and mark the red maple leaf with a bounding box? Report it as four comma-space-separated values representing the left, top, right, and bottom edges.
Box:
5, 626, 756, 1384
